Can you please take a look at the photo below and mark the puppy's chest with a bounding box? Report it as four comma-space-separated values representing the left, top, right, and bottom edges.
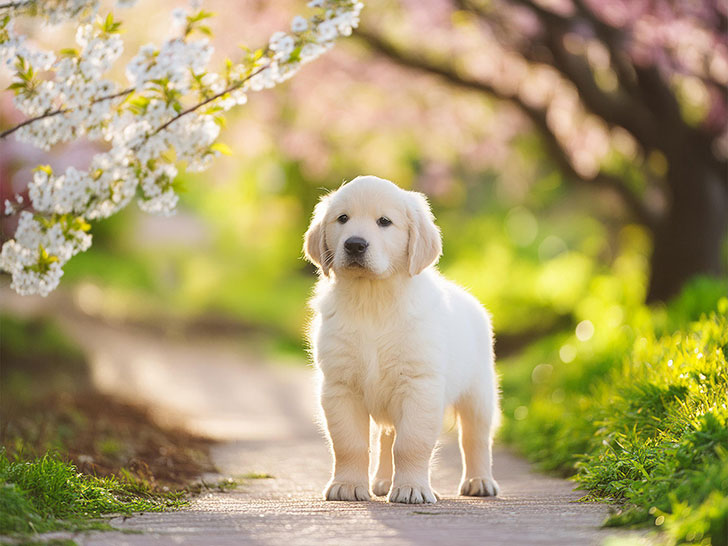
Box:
320, 315, 418, 389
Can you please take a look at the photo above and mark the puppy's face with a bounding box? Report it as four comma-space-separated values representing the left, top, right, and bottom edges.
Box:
304, 176, 442, 279
324, 183, 409, 278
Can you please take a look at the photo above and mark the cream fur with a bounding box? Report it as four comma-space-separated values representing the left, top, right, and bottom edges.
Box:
304, 175, 500, 504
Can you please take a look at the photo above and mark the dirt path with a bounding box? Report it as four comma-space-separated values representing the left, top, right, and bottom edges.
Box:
2, 292, 636, 545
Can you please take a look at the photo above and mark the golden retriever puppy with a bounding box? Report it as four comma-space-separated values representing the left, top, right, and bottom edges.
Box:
304, 175, 500, 504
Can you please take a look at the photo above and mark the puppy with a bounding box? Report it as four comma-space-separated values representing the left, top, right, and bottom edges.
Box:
304, 175, 500, 504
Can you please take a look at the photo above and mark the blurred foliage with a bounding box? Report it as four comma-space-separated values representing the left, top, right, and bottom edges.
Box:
500, 280, 728, 544
0, 314, 89, 403
62, 145, 654, 351
8, 0, 722, 348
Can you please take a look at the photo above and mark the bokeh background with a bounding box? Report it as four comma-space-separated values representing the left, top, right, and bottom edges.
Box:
5, 0, 726, 347
1, 0, 727, 541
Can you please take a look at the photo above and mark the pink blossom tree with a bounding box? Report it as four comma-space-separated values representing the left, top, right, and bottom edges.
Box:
357, 0, 728, 301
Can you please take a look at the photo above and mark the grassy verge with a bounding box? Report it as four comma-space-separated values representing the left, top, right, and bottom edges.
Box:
500, 278, 728, 545
0, 451, 184, 537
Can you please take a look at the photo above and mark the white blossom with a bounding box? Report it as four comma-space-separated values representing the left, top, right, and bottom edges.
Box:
3, 194, 24, 216
270, 32, 296, 62
1, 0, 364, 296
138, 188, 178, 215
28, 167, 91, 214
317, 21, 337, 42
0, 211, 91, 296
172, 8, 187, 27
291, 16, 308, 33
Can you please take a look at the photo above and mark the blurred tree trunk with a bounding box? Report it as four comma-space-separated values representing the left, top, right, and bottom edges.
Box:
648, 153, 728, 302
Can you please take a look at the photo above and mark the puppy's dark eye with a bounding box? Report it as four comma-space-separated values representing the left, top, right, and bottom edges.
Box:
377, 216, 392, 227
337, 214, 349, 224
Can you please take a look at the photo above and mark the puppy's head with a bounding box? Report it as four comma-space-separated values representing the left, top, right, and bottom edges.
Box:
303, 176, 442, 279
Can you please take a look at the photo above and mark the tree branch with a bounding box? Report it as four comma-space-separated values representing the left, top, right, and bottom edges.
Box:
567, 0, 726, 156
0, 1, 32, 10
0, 89, 133, 140
569, 0, 638, 92
486, 0, 660, 149
146, 63, 269, 138
355, 27, 658, 231
475, 0, 726, 183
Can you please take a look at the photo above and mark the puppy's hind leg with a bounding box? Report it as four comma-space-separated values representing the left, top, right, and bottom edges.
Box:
321, 381, 372, 501
372, 426, 394, 496
455, 390, 500, 497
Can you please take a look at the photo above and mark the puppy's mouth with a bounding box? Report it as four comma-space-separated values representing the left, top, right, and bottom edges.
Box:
345, 257, 366, 268
338, 254, 372, 274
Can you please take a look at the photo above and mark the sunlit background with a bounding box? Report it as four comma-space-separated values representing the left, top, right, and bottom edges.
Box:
6, 0, 716, 348
2, 0, 727, 417
2, 1, 728, 540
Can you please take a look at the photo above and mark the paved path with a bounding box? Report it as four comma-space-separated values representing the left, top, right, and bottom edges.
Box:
2, 291, 637, 545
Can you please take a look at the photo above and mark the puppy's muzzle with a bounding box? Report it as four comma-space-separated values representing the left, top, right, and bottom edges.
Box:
344, 236, 368, 265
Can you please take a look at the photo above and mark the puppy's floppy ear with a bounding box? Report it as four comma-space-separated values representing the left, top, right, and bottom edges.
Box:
407, 191, 442, 276
303, 195, 332, 276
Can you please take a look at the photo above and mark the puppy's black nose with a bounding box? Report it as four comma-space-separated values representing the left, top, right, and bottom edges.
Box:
344, 236, 369, 256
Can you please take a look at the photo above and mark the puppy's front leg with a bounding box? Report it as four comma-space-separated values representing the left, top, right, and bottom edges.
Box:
389, 386, 442, 504
321, 381, 371, 501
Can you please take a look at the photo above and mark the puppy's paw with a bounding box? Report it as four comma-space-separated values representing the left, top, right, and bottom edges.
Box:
459, 477, 499, 497
324, 481, 371, 501
372, 478, 391, 497
388, 484, 437, 504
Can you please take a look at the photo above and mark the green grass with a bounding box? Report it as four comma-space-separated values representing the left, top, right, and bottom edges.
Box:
501, 278, 728, 545
239, 472, 274, 480
0, 451, 185, 538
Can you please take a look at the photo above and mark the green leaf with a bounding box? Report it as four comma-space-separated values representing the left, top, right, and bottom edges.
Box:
101, 12, 122, 33
127, 94, 150, 115
14, 55, 26, 72
205, 105, 224, 115
289, 45, 302, 63
37, 244, 59, 271
33, 165, 53, 175
189, 10, 214, 22
210, 142, 232, 156
71, 217, 91, 233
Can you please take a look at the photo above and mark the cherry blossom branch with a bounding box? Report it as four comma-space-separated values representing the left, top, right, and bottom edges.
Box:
0, 1, 32, 10
0, 0, 364, 296
0, 88, 133, 139
149, 63, 269, 137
